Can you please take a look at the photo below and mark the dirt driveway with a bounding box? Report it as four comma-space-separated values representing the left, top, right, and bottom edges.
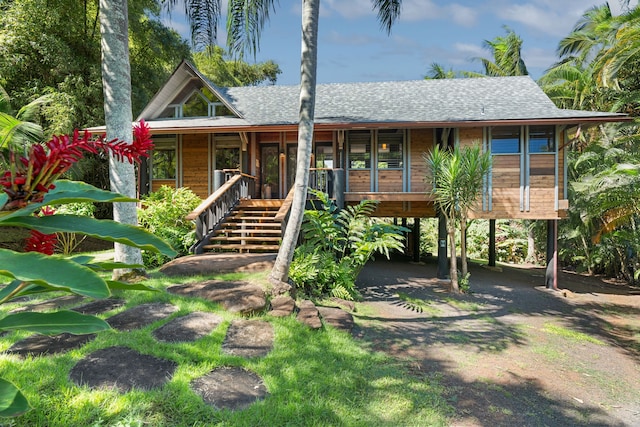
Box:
354, 259, 640, 427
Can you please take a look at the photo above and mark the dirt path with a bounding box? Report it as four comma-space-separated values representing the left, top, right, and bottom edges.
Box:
355, 260, 640, 427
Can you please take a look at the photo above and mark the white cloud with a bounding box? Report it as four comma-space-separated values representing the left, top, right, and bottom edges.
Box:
447, 4, 477, 27
323, 0, 376, 19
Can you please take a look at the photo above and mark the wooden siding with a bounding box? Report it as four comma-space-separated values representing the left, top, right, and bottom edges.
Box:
150, 180, 176, 193
182, 134, 210, 198
347, 200, 436, 218
458, 127, 483, 146
348, 170, 371, 192
410, 129, 433, 193
377, 170, 403, 192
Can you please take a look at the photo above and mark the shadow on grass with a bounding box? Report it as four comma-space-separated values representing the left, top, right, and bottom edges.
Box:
353, 258, 638, 426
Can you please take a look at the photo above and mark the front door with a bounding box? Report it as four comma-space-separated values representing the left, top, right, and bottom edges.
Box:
261, 144, 280, 198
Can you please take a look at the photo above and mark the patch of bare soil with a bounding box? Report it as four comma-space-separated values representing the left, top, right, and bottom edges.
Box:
355, 259, 640, 427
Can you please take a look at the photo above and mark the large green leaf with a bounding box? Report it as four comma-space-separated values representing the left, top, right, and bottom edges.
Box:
0, 180, 135, 221
0, 193, 7, 211
0, 378, 31, 417
107, 280, 158, 292
0, 311, 110, 335
2, 215, 177, 258
0, 249, 110, 299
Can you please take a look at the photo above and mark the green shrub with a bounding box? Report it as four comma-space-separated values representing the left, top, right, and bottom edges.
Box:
290, 190, 406, 300
137, 186, 201, 267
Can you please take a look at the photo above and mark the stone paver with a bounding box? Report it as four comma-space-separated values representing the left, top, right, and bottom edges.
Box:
69, 346, 177, 392
222, 319, 274, 358
72, 298, 125, 315
153, 311, 223, 343
191, 366, 268, 411
317, 306, 354, 331
167, 281, 266, 314
160, 253, 275, 276
107, 303, 178, 331
10, 295, 85, 313
268, 295, 295, 317
6, 333, 96, 357
296, 300, 322, 329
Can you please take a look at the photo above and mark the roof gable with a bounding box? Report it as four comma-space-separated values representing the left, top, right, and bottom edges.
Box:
136, 60, 243, 121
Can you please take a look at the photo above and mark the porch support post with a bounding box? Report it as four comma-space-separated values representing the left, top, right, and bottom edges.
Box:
213, 170, 225, 192
488, 219, 496, 267
412, 218, 421, 263
333, 168, 345, 209
545, 219, 558, 290
437, 214, 448, 279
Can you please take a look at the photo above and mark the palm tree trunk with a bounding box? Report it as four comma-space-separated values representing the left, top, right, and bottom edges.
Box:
269, 0, 319, 286
99, 0, 143, 277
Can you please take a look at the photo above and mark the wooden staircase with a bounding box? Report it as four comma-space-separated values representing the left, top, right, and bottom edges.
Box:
201, 199, 283, 253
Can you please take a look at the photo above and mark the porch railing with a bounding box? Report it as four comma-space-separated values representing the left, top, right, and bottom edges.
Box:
186, 172, 256, 253
309, 168, 344, 209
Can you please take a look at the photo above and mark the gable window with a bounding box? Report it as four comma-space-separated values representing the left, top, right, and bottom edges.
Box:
157, 86, 234, 119
491, 126, 521, 154
529, 126, 555, 153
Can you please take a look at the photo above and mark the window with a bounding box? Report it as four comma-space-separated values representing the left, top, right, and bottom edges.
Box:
529, 126, 555, 153
315, 143, 333, 169
491, 126, 521, 154
377, 130, 403, 169
348, 131, 371, 169
151, 137, 177, 180
182, 91, 209, 117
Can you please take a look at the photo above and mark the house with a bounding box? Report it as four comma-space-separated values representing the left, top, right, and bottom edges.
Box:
126, 61, 626, 271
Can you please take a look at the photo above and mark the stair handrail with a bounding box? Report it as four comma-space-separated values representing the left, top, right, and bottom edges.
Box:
187, 173, 256, 253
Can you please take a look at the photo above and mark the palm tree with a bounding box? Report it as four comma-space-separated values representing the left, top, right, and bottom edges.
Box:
472, 26, 528, 77
425, 62, 459, 79
224, 0, 403, 285
0, 84, 50, 151
425, 144, 491, 292
99, 0, 142, 275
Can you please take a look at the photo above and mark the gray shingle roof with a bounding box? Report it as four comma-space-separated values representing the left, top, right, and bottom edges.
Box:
136, 61, 624, 129
221, 76, 621, 125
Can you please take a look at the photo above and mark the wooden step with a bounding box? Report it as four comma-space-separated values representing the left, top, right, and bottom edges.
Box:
229, 216, 279, 221
219, 223, 281, 229
215, 229, 282, 235
210, 236, 280, 243
202, 243, 280, 252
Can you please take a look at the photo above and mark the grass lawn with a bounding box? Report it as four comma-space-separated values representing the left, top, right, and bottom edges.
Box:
0, 270, 452, 426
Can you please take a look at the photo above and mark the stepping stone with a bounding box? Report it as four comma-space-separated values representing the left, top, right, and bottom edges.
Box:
167, 281, 266, 315
10, 295, 86, 313
318, 307, 355, 332
222, 319, 273, 358
329, 297, 356, 312
69, 346, 177, 392
296, 300, 322, 329
107, 303, 178, 331
153, 312, 223, 343
6, 333, 96, 357
161, 253, 276, 276
72, 298, 125, 315
268, 295, 295, 317
191, 366, 268, 411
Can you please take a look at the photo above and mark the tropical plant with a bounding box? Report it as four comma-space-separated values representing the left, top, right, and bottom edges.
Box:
0, 84, 50, 152
470, 26, 528, 77
193, 45, 281, 87
289, 190, 406, 300
0, 124, 176, 417
137, 185, 201, 267
424, 143, 492, 292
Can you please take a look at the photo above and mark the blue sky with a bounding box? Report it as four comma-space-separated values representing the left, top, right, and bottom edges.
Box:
163, 1, 636, 86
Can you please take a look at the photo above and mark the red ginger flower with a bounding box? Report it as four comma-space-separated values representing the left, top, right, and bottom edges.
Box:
24, 206, 58, 255
1, 121, 153, 210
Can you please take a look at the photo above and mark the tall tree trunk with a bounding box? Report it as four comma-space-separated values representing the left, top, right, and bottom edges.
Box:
99, 0, 143, 277
269, 0, 319, 286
